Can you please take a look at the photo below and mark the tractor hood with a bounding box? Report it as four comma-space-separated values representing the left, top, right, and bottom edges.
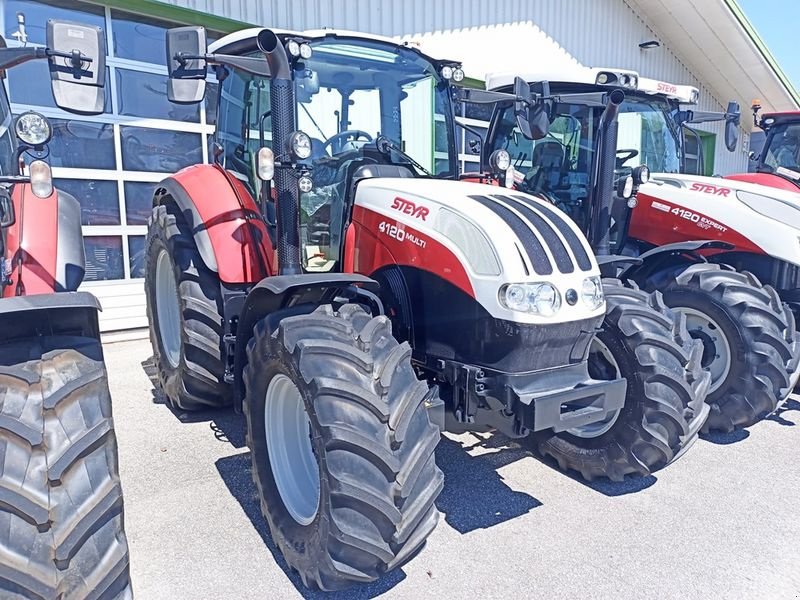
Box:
351, 177, 605, 324
632, 172, 800, 266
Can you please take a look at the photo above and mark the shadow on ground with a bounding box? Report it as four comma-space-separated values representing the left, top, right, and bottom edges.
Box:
141, 356, 247, 448
767, 398, 799, 427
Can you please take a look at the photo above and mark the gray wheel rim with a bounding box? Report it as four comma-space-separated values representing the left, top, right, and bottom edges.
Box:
265, 374, 320, 525
155, 250, 182, 368
681, 307, 732, 394
568, 338, 623, 439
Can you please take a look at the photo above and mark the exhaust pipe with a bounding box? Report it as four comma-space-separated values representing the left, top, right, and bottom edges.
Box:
257, 29, 301, 275
588, 88, 624, 257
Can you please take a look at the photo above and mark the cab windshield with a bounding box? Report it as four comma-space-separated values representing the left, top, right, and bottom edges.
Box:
616, 95, 681, 173
762, 122, 800, 173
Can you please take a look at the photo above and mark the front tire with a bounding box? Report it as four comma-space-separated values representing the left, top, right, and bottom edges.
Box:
243, 304, 443, 591
657, 264, 794, 432
534, 280, 711, 481
145, 203, 230, 410
0, 335, 131, 599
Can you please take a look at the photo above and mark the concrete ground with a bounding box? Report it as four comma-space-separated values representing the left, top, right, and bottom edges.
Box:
105, 338, 800, 600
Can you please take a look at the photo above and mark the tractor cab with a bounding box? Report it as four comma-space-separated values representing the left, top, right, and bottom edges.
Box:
184, 29, 462, 273
748, 109, 800, 188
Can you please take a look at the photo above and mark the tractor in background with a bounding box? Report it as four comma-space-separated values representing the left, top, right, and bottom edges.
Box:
0, 21, 131, 599
145, 26, 708, 590
483, 68, 800, 432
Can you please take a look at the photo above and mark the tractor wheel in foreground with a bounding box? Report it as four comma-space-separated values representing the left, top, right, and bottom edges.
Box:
145, 202, 230, 410
657, 264, 794, 432
243, 304, 443, 591
534, 279, 710, 482
0, 335, 131, 599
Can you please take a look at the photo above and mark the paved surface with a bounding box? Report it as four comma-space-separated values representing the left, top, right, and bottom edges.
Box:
105, 338, 800, 600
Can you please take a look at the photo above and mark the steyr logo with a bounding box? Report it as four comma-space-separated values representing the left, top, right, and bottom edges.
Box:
690, 182, 731, 197
656, 82, 677, 94
391, 197, 429, 220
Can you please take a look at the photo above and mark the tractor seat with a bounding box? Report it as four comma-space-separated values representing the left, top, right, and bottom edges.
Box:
528, 140, 565, 193
352, 164, 415, 181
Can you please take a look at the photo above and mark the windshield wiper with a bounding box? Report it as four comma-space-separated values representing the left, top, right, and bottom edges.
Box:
376, 135, 433, 177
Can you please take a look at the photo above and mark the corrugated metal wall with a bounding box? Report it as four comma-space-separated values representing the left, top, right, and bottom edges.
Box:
164, 0, 749, 173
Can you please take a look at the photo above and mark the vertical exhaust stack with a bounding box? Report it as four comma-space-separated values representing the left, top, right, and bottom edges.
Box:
588, 88, 624, 257
257, 29, 302, 275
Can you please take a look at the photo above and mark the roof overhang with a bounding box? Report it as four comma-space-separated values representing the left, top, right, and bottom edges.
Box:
625, 0, 800, 118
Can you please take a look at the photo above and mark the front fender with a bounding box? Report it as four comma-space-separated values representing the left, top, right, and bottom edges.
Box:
154, 164, 274, 284
0, 291, 101, 342
622, 240, 735, 287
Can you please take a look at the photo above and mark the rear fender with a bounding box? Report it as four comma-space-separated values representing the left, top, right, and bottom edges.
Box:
0, 291, 101, 343
231, 273, 380, 409
153, 164, 275, 284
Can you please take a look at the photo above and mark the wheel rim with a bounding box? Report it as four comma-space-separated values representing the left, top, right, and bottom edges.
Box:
568, 338, 623, 439
680, 307, 732, 394
264, 374, 320, 525
155, 250, 182, 368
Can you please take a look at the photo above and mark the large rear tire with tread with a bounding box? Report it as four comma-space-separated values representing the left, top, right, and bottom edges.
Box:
0, 335, 131, 599
145, 202, 230, 411
534, 280, 711, 481
243, 304, 443, 591
656, 264, 794, 432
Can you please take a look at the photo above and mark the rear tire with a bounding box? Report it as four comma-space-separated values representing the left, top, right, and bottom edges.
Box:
0, 335, 131, 599
657, 264, 794, 432
243, 304, 443, 591
145, 203, 230, 410
534, 280, 711, 481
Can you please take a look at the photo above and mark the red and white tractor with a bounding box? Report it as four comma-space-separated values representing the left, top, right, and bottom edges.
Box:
483, 68, 800, 433
146, 27, 708, 590
0, 22, 130, 599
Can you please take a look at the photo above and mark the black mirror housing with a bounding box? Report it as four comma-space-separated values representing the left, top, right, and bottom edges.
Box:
47, 20, 106, 115
513, 76, 549, 140
166, 26, 208, 103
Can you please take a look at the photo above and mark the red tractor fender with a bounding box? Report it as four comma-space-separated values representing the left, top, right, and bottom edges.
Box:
3, 184, 85, 298
726, 172, 800, 193
154, 164, 275, 284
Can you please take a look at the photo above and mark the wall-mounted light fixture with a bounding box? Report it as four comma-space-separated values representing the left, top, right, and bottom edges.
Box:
639, 40, 661, 50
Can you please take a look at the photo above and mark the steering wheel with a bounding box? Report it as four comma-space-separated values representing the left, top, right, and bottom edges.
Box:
322, 130, 373, 155
616, 148, 639, 168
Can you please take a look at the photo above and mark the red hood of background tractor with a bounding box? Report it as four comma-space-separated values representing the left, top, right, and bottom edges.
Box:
725, 172, 800, 193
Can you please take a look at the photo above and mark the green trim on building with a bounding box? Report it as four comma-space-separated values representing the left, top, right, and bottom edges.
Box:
92, 0, 254, 32
723, 0, 800, 107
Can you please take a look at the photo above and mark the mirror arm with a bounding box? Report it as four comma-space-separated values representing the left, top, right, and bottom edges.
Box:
683, 110, 734, 125
0, 46, 49, 71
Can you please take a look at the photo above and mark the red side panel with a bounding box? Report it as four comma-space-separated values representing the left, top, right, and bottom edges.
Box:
348, 205, 474, 298
169, 164, 274, 283
2, 183, 59, 297
629, 191, 766, 255
725, 172, 800, 193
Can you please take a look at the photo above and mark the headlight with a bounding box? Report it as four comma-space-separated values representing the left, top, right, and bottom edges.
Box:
298, 174, 313, 193
581, 276, 604, 310
632, 164, 650, 185
256, 147, 274, 181
29, 160, 53, 198
499, 282, 561, 316
287, 131, 312, 160
441, 65, 454, 80
489, 149, 511, 173
299, 43, 312, 59
15, 111, 52, 147
453, 68, 465, 82
286, 40, 301, 57
617, 175, 634, 199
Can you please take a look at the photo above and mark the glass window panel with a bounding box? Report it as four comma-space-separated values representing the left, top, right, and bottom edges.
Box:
128, 235, 145, 279
5, 0, 105, 47
110, 10, 172, 65
205, 81, 219, 126
120, 126, 202, 172
54, 178, 119, 225
8, 61, 112, 113
48, 119, 115, 169
115, 68, 199, 122
83, 236, 124, 281
124, 181, 158, 225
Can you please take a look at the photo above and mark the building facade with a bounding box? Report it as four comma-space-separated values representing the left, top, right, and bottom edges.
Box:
3, 0, 795, 331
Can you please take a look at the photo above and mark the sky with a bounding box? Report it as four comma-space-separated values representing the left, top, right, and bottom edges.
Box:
738, 0, 800, 92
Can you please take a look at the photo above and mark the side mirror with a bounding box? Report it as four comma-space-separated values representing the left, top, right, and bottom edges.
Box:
0, 191, 15, 227
748, 150, 757, 162
46, 21, 106, 115
166, 26, 207, 103
468, 138, 481, 154
724, 100, 740, 152
513, 76, 548, 140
